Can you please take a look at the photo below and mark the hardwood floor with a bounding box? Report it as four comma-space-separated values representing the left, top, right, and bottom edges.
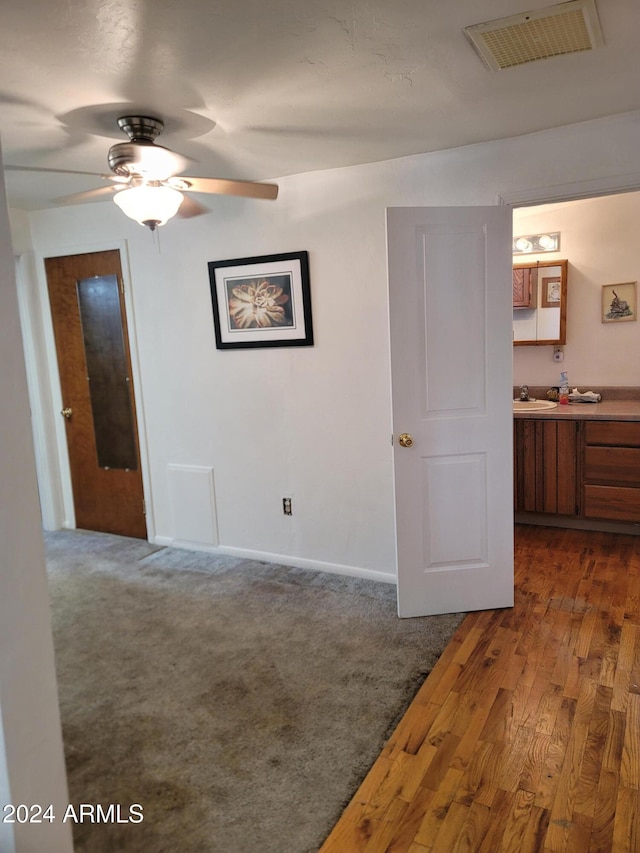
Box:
320, 524, 640, 852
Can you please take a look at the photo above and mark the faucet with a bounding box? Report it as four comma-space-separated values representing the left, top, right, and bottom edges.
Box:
519, 385, 529, 401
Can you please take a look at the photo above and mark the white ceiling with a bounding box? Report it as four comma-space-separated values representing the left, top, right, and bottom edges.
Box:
2, 0, 639, 211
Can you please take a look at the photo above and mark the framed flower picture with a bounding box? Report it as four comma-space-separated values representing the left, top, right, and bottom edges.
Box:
208, 251, 313, 349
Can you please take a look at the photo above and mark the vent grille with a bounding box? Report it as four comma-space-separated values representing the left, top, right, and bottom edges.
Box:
465, 0, 603, 71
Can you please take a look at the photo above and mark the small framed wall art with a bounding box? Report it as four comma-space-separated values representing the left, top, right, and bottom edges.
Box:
601, 282, 636, 323
208, 251, 313, 349
541, 276, 561, 308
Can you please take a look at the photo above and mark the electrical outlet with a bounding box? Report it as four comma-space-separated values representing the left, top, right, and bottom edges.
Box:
283, 497, 292, 515
553, 346, 564, 362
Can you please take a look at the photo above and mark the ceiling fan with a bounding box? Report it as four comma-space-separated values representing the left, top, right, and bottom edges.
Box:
11, 115, 279, 230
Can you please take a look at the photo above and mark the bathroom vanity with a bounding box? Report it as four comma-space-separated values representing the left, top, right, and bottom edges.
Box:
513, 395, 640, 530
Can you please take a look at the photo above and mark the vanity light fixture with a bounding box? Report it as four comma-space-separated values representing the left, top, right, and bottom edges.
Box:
113, 183, 184, 231
513, 231, 560, 255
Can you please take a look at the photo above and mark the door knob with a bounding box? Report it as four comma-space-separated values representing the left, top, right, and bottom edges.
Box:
61, 407, 73, 420
398, 433, 414, 448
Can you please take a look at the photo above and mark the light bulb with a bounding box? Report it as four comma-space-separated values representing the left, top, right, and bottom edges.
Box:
515, 237, 532, 253
538, 234, 556, 251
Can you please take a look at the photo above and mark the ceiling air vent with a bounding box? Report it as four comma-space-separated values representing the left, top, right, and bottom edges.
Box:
464, 0, 603, 71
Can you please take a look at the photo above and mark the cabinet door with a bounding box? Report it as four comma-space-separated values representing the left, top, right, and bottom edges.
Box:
514, 418, 579, 516
512, 267, 537, 309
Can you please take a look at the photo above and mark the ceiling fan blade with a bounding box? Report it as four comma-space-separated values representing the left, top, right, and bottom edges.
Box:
54, 185, 121, 206
5, 164, 106, 178
177, 194, 210, 219
178, 176, 278, 200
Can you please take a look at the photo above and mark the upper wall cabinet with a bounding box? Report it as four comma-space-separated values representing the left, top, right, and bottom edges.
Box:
512, 266, 537, 309
513, 259, 567, 346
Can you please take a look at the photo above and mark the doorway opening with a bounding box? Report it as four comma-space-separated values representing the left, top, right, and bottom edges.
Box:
512, 188, 640, 394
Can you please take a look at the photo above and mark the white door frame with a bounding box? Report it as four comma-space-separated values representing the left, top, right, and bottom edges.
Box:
497, 173, 640, 208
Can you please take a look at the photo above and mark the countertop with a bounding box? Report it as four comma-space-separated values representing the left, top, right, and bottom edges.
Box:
513, 400, 640, 421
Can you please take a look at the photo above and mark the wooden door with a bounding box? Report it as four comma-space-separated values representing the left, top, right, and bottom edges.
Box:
388, 206, 514, 617
45, 250, 147, 539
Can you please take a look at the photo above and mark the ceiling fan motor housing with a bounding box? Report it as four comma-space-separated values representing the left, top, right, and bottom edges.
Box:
117, 115, 164, 143
108, 116, 186, 181
108, 115, 170, 177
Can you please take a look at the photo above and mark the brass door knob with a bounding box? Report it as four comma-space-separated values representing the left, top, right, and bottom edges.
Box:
61, 407, 73, 419
398, 433, 414, 448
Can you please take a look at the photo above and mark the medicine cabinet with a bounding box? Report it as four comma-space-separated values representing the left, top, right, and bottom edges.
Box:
513, 259, 567, 346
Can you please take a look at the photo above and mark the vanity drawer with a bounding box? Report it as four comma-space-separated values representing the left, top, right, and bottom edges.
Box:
584, 421, 640, 447
584, 485, 640, 523
584, 446, 640, 485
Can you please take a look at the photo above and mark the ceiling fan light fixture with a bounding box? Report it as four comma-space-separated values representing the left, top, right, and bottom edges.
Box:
113, 184, 184, 230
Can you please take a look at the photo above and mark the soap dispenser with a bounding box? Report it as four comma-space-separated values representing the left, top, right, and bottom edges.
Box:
559, 371, 569, 405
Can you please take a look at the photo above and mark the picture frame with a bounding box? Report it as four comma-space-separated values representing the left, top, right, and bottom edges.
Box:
601, 282, 636, 324
541, 276, 561, 308
208, 251, 313, 349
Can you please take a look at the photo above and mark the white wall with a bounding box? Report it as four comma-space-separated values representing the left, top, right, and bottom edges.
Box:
18, 110, 640, 580
513, 191, 640, 388
0, 147, 72, 850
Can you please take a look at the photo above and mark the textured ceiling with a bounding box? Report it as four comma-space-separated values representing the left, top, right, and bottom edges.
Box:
1, 0, 639, 210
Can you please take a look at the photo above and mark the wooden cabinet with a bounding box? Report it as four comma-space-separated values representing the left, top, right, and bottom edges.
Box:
583, 421, 640, 523
515, 416, 640, 527
512, 266, 537, 309
514, 418, 580, 516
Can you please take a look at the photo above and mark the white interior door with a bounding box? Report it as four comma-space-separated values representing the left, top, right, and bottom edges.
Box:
388, 206, 514, 617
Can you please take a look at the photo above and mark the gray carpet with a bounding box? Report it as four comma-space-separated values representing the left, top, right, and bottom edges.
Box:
45, 529, 465, 853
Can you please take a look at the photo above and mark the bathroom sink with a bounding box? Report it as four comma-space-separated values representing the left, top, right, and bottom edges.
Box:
513, 400, 558, 412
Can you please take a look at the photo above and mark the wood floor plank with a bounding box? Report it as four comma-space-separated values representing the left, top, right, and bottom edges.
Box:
498, 726, 536, 794
405, 842, 430, 853
413, 767, 464, 846
496, 788, 536, 852
321, 526, 640, 853
478, 686, 513, 744
575, 684, 613, 814
449, 682, 506, 773
363, 798, 410, 853
429, 800, 470, 852
456, 740, 504, 808
370, 750, 432, 809
613, 620, 639, 692
588, 768, 618, 853
620, 692, 640, 789
449, 802, 493, 853
388, 701, 442, 758
501, 650, 527, 692
384, 786, 435, 853
565, 810, 593, 852
419, 732, 461, 792
612, 786, 640, 852
519, 805, 551, 853
602, 708, 626, 773
475, 790, 513, 853
534, 683, 564, 737
519, 731, 552, 797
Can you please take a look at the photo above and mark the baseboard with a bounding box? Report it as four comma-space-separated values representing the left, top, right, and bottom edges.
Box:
515, 513, 640, 536
152, 535, 217, 553
150, 535, 397, 584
